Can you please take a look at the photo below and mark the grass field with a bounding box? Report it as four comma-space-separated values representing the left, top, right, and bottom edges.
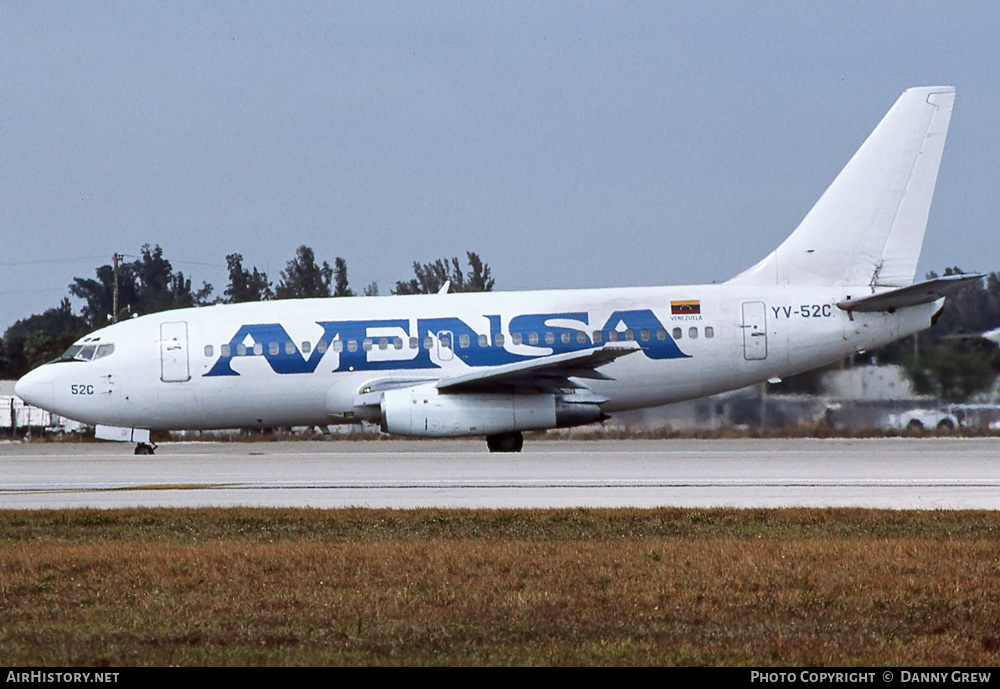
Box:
2, 507, 999, 666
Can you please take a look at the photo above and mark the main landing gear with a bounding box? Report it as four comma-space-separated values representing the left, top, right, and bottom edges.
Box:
134, 442, 156, 456
486, 431, 524, 453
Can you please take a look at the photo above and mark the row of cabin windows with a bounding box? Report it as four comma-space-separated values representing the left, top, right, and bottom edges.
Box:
202, 326, 715, 358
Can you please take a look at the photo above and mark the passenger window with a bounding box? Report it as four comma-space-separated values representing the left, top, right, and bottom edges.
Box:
378, 337, 388, 350
333, 340, 343, 353
593, 330, 602, 344
494, 334, 505, 346
640, 328, 650, 342
362, 338, 372, 351
607, 330, 618, 343
423, 336, 433, 349
560, 332, 570, 344
347, 340, 358, 353
393, 337, 403, 350
688, 327, 698, 339
656, 328, 667, 341
544, 332, 555, 345
705, 327, 714, 338
221, 344, 231, 357
253, 343, 263, 355
317, 340, 328, 354
409, 337, 418, 349
511, 333, 522, 346
302, 341, 311, 354
624, 329, 635, 341
478, 334, 488, 347
269, 342, 279, 355
204, 345, 213, 358
440, 334, 452, 349
672, 328, 682, 340
459, 334, 470, 348
237, 344, 247, 356
576, 331, 587, 344
528, 332, 538, 345
285, 341, 296, 355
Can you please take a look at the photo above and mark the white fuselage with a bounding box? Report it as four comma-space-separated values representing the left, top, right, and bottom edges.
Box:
15, 283, 938, 433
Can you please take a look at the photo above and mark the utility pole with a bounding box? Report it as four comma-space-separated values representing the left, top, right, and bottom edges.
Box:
112, 253, 122, 323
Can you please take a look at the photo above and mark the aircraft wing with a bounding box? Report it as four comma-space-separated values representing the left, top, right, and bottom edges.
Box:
348, 342, 641, 414
435, 342, 642, 393
836, 274, 984, 313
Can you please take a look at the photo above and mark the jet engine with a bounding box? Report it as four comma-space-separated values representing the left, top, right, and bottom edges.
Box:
379, 386, 605, 438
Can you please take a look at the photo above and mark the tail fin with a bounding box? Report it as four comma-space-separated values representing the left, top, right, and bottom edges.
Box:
727, 86, 955, 289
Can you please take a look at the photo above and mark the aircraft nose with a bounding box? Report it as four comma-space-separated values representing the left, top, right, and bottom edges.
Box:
14, 368, 55, 411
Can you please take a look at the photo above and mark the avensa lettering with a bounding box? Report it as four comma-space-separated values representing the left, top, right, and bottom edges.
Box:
204, 309, 689, 377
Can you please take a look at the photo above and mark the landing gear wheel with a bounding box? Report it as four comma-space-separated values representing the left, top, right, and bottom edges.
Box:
134, 443, 156, 456
486, 431, 524, 453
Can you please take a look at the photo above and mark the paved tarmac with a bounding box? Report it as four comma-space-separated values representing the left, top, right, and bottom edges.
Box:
1, 437, 998, 510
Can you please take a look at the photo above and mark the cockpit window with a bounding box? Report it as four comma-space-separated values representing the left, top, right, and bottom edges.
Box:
56, 342, 114, 363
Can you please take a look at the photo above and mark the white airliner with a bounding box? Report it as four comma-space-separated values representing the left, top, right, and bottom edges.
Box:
16, 86, 978, 453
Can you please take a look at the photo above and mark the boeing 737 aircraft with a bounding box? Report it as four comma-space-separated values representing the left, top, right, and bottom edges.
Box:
16, 86, 978, 453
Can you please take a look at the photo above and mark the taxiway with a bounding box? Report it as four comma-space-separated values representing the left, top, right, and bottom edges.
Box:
1, 437, 998, 510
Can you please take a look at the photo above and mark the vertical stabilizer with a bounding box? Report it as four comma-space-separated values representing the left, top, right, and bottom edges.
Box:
727, 86, 955, 288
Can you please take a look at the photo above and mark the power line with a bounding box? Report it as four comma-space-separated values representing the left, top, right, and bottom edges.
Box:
117, 254, 225, 269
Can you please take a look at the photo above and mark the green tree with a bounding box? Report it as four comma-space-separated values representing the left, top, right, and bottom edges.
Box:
1, 299, 86, 377
900, 338, 1000, 401
464, 251, 495, 292
392, 252, 495, 295
131, 244, 213, 313
275, 246, 334, 299
333, 257, 354, 297
70, 245, 213, 327
224, 253, 273, 303
69, 263, 140, 328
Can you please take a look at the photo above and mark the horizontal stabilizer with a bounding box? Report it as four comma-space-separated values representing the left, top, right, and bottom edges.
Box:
836, 274, 983, 313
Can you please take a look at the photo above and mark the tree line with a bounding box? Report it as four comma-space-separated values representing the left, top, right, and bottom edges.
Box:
0, 245, 494, 378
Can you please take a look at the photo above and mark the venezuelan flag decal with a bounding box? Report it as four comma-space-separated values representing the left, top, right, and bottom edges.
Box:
671, 300, 701, 315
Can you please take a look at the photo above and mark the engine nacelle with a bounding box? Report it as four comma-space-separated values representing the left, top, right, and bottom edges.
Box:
380, 387, 605, 438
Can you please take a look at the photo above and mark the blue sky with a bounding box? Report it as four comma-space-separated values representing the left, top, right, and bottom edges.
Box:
2, 2, 998, 331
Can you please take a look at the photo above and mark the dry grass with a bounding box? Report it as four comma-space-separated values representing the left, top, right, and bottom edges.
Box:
2, 508, 1000, 665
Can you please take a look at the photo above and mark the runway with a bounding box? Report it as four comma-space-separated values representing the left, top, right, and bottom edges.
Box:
1, 437, 999, 510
